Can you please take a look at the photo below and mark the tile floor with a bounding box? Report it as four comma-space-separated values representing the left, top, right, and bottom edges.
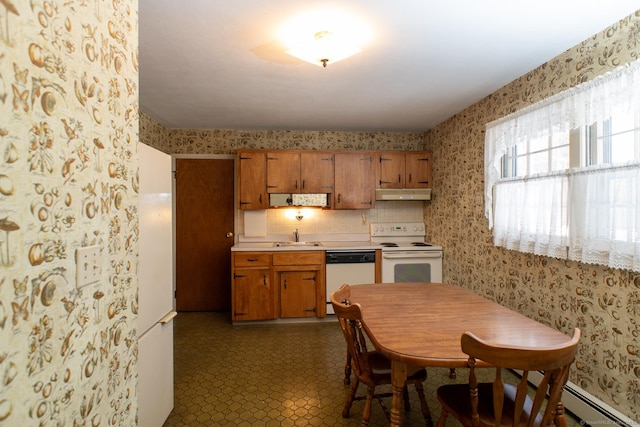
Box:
164, 312, 582, 427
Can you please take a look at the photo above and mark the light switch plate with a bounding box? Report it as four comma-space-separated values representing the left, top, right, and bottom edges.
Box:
76, 245, 101, 288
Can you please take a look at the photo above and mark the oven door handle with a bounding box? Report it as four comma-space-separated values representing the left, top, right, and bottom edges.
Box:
382, 252, 442, 259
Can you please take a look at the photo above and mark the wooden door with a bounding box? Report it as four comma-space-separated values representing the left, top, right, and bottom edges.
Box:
279, 271, 317, 318
405, 151, 432, 188
176, 158, 234, 311
300, 152, 334, 193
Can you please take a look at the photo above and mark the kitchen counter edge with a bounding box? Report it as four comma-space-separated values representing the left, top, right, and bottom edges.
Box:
231, 242, 382, 251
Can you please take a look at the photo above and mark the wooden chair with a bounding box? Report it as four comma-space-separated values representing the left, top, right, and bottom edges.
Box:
331, 284, 432, 427
436, 328, 581, 427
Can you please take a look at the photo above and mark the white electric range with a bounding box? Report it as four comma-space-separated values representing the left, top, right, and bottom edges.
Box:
370, 222, 443, 283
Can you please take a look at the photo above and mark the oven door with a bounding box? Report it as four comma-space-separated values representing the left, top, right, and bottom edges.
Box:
381, 251, 443, 283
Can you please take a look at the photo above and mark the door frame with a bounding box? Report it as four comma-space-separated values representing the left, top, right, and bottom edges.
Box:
171, 154, 237, 309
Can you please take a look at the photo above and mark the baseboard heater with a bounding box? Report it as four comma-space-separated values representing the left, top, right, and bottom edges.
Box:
523, 370, 635, 427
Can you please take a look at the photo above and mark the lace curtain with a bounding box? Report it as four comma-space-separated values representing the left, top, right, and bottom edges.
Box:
484, 59, 640, 272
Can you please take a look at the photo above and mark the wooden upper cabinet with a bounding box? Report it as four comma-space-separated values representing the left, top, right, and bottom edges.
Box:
267, 152, 300, 193
378, 152, 406, 188
267, 151, 334, 194
377, 151, 432, 189
239, 149, 432, 210
334, 152, 374, 209
238, 151, 267, 209
300, 152, 334, 193
405, 151, 432, 188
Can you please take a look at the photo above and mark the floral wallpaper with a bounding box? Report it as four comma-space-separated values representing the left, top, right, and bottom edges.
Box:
139, 114, 425, 155
424, 10, 640, 423
0, 0, 139, 426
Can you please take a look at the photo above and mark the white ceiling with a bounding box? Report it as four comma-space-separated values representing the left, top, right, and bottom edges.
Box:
139, 1, 639, 132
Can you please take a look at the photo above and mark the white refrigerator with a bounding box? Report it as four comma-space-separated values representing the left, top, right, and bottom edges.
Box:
137, 143, 175, 426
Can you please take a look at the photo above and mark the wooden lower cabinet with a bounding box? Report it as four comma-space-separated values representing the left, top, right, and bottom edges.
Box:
278, 270, 317, 318
232, 267, 276, 320
232, 250, 325, 321
232, 252, 276, 321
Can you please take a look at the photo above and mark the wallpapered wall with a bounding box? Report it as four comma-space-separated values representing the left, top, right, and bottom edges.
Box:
0, 1, 138, 426
139, 115, 425, 155
424, 11, 640, 422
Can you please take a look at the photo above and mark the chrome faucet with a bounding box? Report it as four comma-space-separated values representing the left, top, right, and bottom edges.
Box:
293, 228, 299, 242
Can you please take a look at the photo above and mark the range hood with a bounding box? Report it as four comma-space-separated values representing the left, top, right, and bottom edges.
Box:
375, 188, 431, 201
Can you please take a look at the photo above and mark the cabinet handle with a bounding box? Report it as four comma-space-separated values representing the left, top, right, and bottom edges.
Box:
247, 258, 258, 262
337, 194, 341, 203
408, 173, 412, 183
301, 180, 305, 190
295, 180, 298, 190
283, 278, 287, 289
259, 194, 263, 204
263, 275, 267, 286
398, 174, 401, 183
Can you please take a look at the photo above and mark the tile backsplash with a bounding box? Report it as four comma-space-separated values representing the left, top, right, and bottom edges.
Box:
258, 200, 425, 237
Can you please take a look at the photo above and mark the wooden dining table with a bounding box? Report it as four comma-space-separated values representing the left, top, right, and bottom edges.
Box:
347, 282, 574, 427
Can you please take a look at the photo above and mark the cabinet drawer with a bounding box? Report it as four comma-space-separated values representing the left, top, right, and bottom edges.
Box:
233, 252, 271, 267
273, 251, 324, 266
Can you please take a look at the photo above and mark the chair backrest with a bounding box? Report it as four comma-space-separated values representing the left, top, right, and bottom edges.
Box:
330, 284, 373, 379
461, 328, 581, 427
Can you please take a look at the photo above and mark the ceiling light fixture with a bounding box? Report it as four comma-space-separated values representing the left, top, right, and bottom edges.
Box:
285, 30, 362, 68
277, 9, 371, 68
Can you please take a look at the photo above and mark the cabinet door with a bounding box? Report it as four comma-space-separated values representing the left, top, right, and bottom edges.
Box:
334, 153, 374, 209
232, 268, 276, 320
238, 152, 267, 209
266, 152, 300, 193
300, 152, 334, 193
279, 271, 317, 318
405, 151, 432, 188
378, 152, 405, 188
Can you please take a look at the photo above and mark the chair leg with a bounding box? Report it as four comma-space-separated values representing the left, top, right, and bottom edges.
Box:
414, 382, 433, 427
403, 386, 410, 411
361, 385, 375, 427
342, 378, 359, 418
436, 409, 448, 427
344, 352, 352, 385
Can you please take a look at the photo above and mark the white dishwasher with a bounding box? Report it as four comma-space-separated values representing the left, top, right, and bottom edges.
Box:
325, 250, 376, 314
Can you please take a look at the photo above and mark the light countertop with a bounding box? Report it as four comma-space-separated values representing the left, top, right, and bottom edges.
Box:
231, 241, 381, 251
232, 233, 381, 251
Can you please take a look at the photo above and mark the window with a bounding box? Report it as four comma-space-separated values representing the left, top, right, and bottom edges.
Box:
485, 59, 640, 272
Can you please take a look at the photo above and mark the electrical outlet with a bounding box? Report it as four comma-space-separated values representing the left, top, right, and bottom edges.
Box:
76, 245, 101, 288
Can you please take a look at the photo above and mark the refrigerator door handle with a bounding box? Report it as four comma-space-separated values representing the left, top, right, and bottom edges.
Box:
159, 311, 178, 324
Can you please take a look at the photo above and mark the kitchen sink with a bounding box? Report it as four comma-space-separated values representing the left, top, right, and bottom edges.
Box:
272, 241, 322, 247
